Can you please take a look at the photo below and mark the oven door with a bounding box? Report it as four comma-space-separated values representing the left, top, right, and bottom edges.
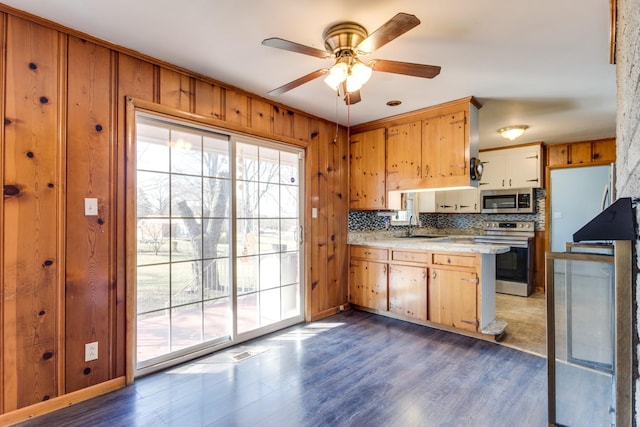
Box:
495, 245, 532, 296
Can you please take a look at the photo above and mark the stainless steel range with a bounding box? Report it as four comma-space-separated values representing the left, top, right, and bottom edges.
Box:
476, 221, 535, 296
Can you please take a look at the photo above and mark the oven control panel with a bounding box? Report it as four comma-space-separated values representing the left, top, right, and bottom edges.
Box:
484, 221, 534, 232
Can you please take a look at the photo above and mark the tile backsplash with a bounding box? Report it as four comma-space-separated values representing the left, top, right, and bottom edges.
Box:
348, 189, 546, 232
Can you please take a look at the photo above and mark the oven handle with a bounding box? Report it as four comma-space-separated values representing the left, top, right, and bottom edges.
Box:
475, 239, 530, 248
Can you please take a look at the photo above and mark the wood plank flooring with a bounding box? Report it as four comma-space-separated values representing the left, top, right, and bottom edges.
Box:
15, 310, 547, 427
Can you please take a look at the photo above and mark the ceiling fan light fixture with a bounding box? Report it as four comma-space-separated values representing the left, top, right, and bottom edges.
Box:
498, 125, 529, 140
324, 61, 349, 89
348, 61, 372, 90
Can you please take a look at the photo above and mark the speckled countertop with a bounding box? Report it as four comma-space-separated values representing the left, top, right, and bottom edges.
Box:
348, 228, 510, 254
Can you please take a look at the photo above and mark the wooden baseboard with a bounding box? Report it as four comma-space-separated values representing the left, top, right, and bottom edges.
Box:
0, 377, 126, 426
309, 304, 350, 321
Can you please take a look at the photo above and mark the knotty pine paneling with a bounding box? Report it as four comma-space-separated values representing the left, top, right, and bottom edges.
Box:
194, 80, 223, 119
0, 10, 6, 415
273, 105, 293, 139
224, 89, 248, 127
159, 68, 194, 112
116, 53, 156, 380
1, 6, 350, 420
3, 15, 63, 410
250, 98, 273, 134
65, 36, 114, 393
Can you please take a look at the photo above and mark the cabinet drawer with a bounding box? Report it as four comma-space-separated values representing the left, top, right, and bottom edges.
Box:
392, 250, 430, 264
350, 246, 388, 261
431, 253, 477, 268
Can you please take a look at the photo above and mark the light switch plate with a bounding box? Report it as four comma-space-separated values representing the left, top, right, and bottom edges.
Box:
85, 198, 98, 216
85, 342, 98, 362
312, 207, 318, 218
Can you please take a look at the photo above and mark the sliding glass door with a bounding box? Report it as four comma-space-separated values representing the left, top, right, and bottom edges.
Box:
134, 114, 303, 373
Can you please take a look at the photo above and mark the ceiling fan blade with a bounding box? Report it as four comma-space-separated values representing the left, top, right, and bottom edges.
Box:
262, 37, 331, 59
268, 69, 328, 96
344, 90, 362, 105
370, 59, 441, 78
356, 13, 420, 54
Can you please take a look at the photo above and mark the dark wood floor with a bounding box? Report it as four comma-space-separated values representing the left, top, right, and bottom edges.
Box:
17, 310, 547, 427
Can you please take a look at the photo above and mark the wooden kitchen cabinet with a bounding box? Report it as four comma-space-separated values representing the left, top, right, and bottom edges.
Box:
349, 246, 388, 311
388, 264, 428, 321
350, 128, 386, 210
422, 110, 469, 187
546, 138, 615, 167
386, 121, 422, 187
428, 268, 478, 332
479, 143, 542, 189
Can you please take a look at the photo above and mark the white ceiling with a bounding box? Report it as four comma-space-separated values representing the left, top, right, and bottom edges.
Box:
3, 0, 617, 149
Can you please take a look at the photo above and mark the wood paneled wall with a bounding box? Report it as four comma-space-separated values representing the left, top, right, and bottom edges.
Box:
0, 5, 348, 419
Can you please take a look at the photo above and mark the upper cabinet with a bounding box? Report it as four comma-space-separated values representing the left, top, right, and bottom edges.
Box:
546, 138, 615, 167
479, 143, 543, 190
349, 128, 386, 210
350, 97, 481, 200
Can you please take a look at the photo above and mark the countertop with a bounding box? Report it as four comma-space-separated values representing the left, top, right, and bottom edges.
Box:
348, 229, 510, 254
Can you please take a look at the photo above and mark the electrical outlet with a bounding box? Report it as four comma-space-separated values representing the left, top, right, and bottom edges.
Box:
85, 341, 98, 362
84, 198, 98, 216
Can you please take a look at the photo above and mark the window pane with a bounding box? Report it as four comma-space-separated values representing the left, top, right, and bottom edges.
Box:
259, 218, 280, 254
203, 135, 230, 178
137, 123, 170, 173
138, 171, 170, 217
171, 218, 201, 262
203, 258, 229, 298
280, 151, 298, 185
281, 219, 299, 251
260, 254, 280, 290
236, 180, 258, 218
171, 130, 202, 175
259, 182, 279, 217
203, 219, 230, 258
237, 256, 258, 295
171, 175, 202, 217
237, 293, 258, 334
236, 143, 258, 181
281, 284, 300, 319
281, 252, 299, 286
237, 218, 259, 256
203, 178, 230, 218
137, 310, 170, 362
137, 218, 171, 262
171, 261, 202, 306
259, 147, 280, 183
280, 185, 298, 218
171, 303, 203, 352
260, 288, 281, 326
137, 264, 170, 313
204, 298, 231, 341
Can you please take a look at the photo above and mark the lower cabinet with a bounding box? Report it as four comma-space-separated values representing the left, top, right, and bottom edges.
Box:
349, 259, 388, 311
349, 245, 480, 334
388, 264, 428, 321
428, 268, 478, 332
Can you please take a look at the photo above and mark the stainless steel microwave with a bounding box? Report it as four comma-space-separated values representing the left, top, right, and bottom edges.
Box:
480, 188, 535, 214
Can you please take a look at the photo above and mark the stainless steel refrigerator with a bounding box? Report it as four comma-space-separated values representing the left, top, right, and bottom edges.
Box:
549, 164, 615, 252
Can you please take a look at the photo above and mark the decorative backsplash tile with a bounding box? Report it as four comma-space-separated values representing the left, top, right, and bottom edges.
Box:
349, 189, 546, 232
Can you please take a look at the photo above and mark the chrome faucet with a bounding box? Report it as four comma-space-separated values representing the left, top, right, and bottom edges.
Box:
408, 214, 416, 237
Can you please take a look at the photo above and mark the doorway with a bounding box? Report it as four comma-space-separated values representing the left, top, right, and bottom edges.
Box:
134, 113, 304, 374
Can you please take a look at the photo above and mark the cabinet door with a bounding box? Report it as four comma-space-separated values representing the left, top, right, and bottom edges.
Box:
389, 264, 427, 321
591, 139, 616, 163
350, 128, 386, 209
349, 260, 387, 311
456, 188, 480, 213
570, 141, 592, 165
429, 268, 478, 331
507, 146, 541, 188
422, 111, 467, 182
435, 191, 455, 212
478, 149, 506, 190
386, 121, 422, 189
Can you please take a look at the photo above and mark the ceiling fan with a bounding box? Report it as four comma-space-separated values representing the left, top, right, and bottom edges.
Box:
262, 13, 441, 105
